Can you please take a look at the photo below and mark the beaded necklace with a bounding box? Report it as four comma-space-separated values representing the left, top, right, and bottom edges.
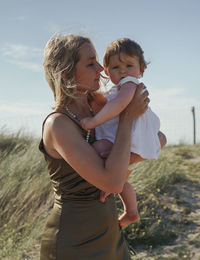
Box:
65, 107, 91, 142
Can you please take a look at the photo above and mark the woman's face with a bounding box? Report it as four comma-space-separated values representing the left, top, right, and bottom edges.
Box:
75, 42, 103, 92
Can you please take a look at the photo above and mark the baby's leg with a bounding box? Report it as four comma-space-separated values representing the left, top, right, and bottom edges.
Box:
92, 139, 113, 158
158, 131, 167, 148
119, 182, 139, 228
129, 152, 146, 164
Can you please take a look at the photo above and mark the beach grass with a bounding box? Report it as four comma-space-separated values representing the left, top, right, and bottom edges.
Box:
0, 132, 199, 259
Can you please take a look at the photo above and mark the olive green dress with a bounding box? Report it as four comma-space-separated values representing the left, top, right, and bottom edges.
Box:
39, 112, 131, 260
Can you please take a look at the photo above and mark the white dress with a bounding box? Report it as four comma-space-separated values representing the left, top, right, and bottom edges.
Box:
95, 76, 161, 159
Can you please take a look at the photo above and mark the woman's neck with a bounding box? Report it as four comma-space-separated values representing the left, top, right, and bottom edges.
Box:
65, 93, 93, 119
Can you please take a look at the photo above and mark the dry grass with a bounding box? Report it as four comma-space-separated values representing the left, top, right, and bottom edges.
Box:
0, 132, 199, 259
0, 132, 53, 260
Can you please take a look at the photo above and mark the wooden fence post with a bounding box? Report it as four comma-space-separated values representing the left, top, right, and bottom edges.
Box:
191, 106, 196, 144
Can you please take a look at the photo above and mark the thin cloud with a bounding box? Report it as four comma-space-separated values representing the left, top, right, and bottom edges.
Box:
1, 44, 43, 59
0, 102, 49, 137
16, 16, 25, 21
0, 102, 50, 116
148, 86, 199, 111
1, 43, 43, 72
6, 59, 42, 72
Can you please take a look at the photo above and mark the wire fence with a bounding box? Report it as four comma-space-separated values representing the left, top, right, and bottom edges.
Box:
0, 106, 199, 145
155, 105, 200, 145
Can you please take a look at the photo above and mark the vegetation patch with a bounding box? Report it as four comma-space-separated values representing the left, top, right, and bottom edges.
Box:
0, 132, 199, 259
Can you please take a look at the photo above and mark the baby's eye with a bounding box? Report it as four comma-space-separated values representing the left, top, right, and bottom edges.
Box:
113, 66, 119, 69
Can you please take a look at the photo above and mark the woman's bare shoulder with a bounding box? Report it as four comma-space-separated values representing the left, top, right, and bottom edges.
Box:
43, 112, 82, 148
43, 113, 80, 158
45, 112, 78, 130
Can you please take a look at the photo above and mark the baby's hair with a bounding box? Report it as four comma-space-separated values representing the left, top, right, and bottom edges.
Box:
43, 34, 93, 108
103, 38, 148, 74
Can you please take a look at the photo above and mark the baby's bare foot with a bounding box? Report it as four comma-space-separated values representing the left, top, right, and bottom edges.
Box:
119, 211, 139, 229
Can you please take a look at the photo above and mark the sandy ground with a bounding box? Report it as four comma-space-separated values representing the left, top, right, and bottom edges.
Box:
132, 177, 200, 259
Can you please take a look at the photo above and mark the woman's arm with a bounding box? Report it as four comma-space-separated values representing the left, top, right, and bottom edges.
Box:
81, 82, 137, 130
43, 84, 148, 194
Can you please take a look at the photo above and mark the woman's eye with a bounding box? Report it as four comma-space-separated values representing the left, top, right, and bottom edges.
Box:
88, 63, 94, 67
127, 64, 133, 67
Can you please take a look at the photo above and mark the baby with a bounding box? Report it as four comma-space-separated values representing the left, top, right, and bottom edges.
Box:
81, 38, 166, 228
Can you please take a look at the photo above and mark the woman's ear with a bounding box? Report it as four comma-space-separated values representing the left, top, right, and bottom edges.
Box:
140, 64, 145, 76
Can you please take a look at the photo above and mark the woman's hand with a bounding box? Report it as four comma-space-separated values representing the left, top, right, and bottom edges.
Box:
121, 83, 150, 122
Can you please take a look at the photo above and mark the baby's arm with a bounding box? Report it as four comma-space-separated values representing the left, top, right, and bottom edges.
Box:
81, 82, 137, 130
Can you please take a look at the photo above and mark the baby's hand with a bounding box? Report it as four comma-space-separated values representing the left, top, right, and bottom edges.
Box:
80, 117, 95, 130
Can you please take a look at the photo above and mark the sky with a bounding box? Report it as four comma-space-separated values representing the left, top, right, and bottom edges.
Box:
0, 0, 200, 144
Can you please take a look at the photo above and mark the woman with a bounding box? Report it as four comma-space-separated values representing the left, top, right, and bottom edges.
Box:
39, 34, 149, 260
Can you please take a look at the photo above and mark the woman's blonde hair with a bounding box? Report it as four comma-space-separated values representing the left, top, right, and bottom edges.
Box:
43, 34, 93, 108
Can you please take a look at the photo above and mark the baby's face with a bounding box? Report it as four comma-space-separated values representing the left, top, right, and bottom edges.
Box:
105, 54, 141, 85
